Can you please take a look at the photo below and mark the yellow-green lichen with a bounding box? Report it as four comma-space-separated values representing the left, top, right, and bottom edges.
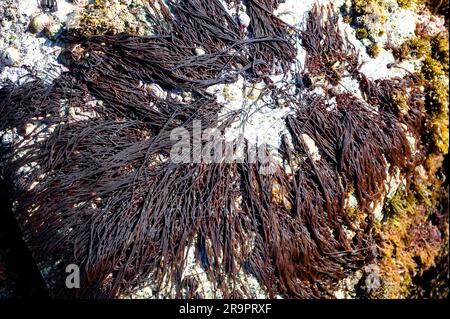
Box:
429, 113, 449, 154
352, 0, 373, 15
392, 42, 412, 60
372, 10, 449, 297
426, 77, 449, 114
372, 173, 447, 298
393, 31, 448, 157
367, 43, 381, 58
415, 34, 449, 157
392, 36, 433, 60
397, 0, 414, 9
343, 15, 353, 24
356, 27, 369, 40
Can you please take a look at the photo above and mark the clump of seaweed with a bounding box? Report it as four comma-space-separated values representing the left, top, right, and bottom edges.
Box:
422, 0, 449, 26
388, 28, 449, 156
368, 158, 448, 298
0, 0, 447, 299
300, 5, 360, 83
362, 3, 449, 298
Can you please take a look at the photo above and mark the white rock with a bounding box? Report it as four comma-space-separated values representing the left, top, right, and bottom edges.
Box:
170, 93, 183, 103
2, 47, 21, 66
24, 123, 35, 136
276, 11, 297, 26
1, 129, 17, 145
222, 84, 242, 102
182, 91, 193, 103
65, 11, 80, 30
302, 133, 321, 161
238, 12, 251, 28
195, 47, 206, 56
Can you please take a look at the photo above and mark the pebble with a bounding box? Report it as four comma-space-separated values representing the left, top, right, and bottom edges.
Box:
146, 83, 167, 99
238, 12, 250, 28
195, 47, 206, 56
182, 91, 193, 103
45, 21, 61, 39
1, 19, 12, 29
223, 84, 242, 101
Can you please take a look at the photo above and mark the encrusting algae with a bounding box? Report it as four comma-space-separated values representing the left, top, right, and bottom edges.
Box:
365, 6, 448, 297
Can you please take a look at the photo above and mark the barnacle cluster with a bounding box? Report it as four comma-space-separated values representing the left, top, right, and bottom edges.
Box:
349, 1, 387, 36
343, 0, 389, 58
70, 0, 154, 36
